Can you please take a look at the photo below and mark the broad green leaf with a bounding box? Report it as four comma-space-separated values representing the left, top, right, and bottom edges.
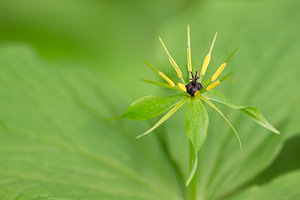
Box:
203, 90, 280, 134
0, 47, 184, 200
136, 98, 187, 138
228, 170, 300, 200
185, 98, 209, 185
186, 98, 209, 153
119, 95, 184, 121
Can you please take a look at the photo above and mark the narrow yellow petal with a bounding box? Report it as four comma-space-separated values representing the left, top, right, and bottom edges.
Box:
200, 32, 218, 78
206, 80, 221, 91
178, 83, 187, 92
200, 53, 211, 76
211, 63, 227, 82
159, 36, 183, 79
187, 25, 192, 73
158, 71, 175, 87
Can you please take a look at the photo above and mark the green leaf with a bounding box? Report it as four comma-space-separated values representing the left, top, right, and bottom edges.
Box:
186, 98, 209, 153
0, 46, 185, 200
203, 90, 280, 134
136, 98, 187, 138
185, 98, 209, 185
228, 170, 300, 200
119, 95, 184, 121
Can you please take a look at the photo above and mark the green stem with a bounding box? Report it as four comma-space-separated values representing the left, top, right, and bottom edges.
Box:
189, 141, 197, 200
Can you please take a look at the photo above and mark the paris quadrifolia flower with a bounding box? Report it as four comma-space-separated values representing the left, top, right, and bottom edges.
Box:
117, 25, 280, 186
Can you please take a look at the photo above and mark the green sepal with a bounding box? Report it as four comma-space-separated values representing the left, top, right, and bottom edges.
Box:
118, 95, 185, 121
203, 90, 280, 134
200, 96, 243, 149
185, 98, 209, 185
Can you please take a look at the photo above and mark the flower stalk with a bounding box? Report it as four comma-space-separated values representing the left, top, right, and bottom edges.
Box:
189, 141, 198, 200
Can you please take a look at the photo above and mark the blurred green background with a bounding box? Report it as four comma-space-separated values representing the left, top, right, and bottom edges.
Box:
0, 0, 299, 199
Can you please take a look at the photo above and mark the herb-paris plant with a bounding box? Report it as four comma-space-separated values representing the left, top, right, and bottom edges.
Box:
118, 25, 279, 188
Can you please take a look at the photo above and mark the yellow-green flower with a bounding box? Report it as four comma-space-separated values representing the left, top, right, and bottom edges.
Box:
118, 25, 279, 186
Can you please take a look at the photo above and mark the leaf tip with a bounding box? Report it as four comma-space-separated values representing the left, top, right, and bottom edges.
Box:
237, 134, 243, 150
185, 180, 190, 187
185, 172, 193, 186
268, 124, 280, 134
136, 132, 147, 139
185, 149, 198, 187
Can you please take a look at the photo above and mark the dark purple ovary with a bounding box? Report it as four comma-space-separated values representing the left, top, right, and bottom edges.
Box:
185, 70, 203, 96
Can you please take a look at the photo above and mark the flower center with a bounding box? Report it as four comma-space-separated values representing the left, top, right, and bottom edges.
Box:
185, 71, 203, 96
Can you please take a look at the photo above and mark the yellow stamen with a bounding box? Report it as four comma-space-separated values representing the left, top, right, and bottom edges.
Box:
211, 63, 227, 82
206, 80, 221, 91
159, 36, 183, 79
158, 71, 175, 87
211, 47, 239, 82
194, 91, 201, 98
187, 24, 192, 73
187, 49, 192, 73
200, 54, 211, 77
200, 32, 218, 78
177, 83, 186, 92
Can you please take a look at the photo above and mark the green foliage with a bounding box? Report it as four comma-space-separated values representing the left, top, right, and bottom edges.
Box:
228, 170, 300, 200
136, 98, 187, 139
0, 47, 184, 200
119, 95, 184, 121
186, 99, 209, 153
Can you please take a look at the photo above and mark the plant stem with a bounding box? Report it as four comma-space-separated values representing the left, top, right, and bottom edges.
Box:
189, 141, 197, 200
